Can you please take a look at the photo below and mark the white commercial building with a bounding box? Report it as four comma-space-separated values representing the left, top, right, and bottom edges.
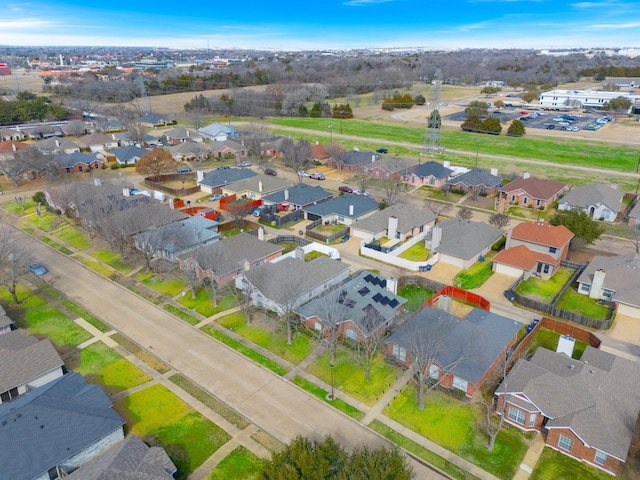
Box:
538, 89, 640, 110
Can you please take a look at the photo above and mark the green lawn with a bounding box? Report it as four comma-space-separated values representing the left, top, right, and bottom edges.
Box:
177, 288, 238, 317
216, 311, 314, 365
208, 446, 262, 480
2, 199, 38, 216
453, 253, 495, 290
66, 341, 152, 394
398, 284, 433, 312
51, 223, 92, 250
15, 305, 92, 354
305, 347, 399, 406
89, 248, 132, 273
556, 287, 611, 321
114, 384, 231, 480
528, 328, 588, 360
39, 236, 74, 254
304, 250, 328, 262
0, 283, 48, 308
398, 242, 430, 261
384, 386, 527, 479
290, 376, 364, 420
20, 210, 61, 232
530, 447, 612, 480
138, 273, 187, 298
515, 268, 574, 303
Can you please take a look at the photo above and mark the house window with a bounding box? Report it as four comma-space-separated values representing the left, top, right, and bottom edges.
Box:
523, 197, 528, 205
580, 283, 590, 292
65, 167, 71, 173
392, 344, 407, 362
549, 247, 557, 254
429, 364, 439, 380
536, 199, 541, 206
452, 376, 468, 393
528, 413, 537, 427
346, 329, 357, 340
602, 289, 614, 299
511, 195, 516, 202
79, 166, 83, 172
558, 434, 574, 452
419, 225, 424, 233
543, 264, 550, 274
314, 322, 322, 331
508, 406, 526, 425
594, 450, 607, 466
429, 177, 434, 185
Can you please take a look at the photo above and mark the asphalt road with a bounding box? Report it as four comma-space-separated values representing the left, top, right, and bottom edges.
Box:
20, 228, 445, 479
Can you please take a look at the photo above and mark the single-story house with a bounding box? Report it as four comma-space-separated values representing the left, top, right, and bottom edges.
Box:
35, 137, 80, 155
65, 435, 177, 480
134, 216, 220, 263
178, 232, 283, 286
77, 133, 119, 152
167, 142, 209, 162
386, 306, 521, 397
261, 136, 286, 158
496, 176, 566, 210
54, 152, 105, 174
0, 372, 125, 480
95, 119, 127, 133
329, 149, 380, 173
576, 253, 640, 319
138, 113, 174, 128
220, 174, 289, 200
496, 346, 640, 475
197, 123, 236, 141
61, 120, 91, 136
111, 145, 148, 165
402, 161, 453, 188
310, 143, 343, 164
111, 131, 157, 147
0, 305, 13, 335
0, 140, 29, 161
492, 221, 574, 279
628, 201, 640, 226
162, 127, 203, 144
427, 219, 504, 269
558, 183, 623, 223
26, 124, 63, 140
303, 194, 379, 226
209, 140, 247, 159
236, 255, 350, 315
359, 156, 417, 180
262, 183, 333, 211
448, 168, 502, 195
350, 203, 437, 241
197, 166, 257, 194
295, 271, 406, 342
0, 128, 26, 142
0, 329, 64, 404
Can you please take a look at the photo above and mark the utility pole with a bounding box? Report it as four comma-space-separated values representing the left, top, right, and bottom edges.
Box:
328, 120, 333, 144
475, 139, 480, 168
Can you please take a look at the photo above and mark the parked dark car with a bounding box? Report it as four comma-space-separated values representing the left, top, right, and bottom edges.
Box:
527, 318, 540, 333
376, 148, 388, 154
503, 290, 515, 302
264, 168, 277, 176
338, 186, 353, 193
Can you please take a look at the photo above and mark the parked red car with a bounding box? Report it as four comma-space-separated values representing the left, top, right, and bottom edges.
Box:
338, 185, 353, 193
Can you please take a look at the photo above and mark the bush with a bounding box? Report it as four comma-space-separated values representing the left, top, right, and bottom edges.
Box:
110, 163, 120, 169
479, 191, 487, 197
491, 236, 506, 251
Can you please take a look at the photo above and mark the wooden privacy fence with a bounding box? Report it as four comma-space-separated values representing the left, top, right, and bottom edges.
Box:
427, 285, 491, 311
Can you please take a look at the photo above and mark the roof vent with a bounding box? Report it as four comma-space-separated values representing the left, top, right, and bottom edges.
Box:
569, 365, 575, 369
590, 370, 596, 375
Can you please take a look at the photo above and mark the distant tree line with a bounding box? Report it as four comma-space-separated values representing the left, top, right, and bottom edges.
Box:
0, 91, 68, 124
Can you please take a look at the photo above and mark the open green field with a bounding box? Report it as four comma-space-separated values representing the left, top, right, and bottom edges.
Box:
114, 384, 230, 480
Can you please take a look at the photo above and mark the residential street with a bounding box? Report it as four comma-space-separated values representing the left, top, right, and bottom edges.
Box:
18, 228, 446, 479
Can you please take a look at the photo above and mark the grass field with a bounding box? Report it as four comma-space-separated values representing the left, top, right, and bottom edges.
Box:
177, 288, 238, 317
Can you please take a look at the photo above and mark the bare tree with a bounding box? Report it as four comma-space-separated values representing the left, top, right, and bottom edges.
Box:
479, 349, 514, 451
280, 138, 311, 174
427, 201, 452, 224
7, 146, 61, 183
456, 206, 473, 220
381, 177, 404, 207
126, 122, 149, 146
468, 186, 481, 202
353, 174, 369, 195
489, 212, 510, 229
309, 288, 352, 365
0, 217, 29, 304
353, 311, 387, 383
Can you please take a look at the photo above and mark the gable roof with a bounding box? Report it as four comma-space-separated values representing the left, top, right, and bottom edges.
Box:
387, 306, 520, 384
629, 201, 640, 220
498, 347, 640, 461
54, 151, 103, 168
0, 304, 13, 329
0, 372, 125, 480
111, 145, 148, 163
295, 271, 407, 337
65, 435, 176, 480
135, 216, 219, 255
351, 202, 437, 235
0, 329, 63, 395
224, 174, 289, 195
262, 183, 332, 207
492, 244, 558, 270
560, 183, 623, 212
410, 161, 453, 179
577, 253, 640, 307
304, 194, 379, 219
166, 142, 209, 156
180, 232, 283, 277
498, 177, 566, 200
450, 168, 502, 189
511, 221, 574, 248
244, 256, 349, 305
209, 139, 245, 153
138, 113, 171, 125
197, 123, 231, 138
34, 137, 79, 153
77, 133, 115, 149
432, 219, 503, 260
0, 140, 29, 155
162, 127, 202, 141
335, 150, 380, 166
366, 156, 416, 174
199, 166, 257, 188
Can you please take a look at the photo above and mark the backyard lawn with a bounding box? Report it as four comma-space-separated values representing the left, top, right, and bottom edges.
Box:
530, 447, 612, 480
528, 328, 587, 359
208, 446, 262, 480
556, 287, 611, 321
398, 242, 430, 261
385, 386, 528, 479
515, 268, 574, 303
305, 347, 400, 406
114, 384, 231, 480
216, 311, 314, 365
398, 284, 433, 312
66, 341, 152, 394
453, 253, 496, 290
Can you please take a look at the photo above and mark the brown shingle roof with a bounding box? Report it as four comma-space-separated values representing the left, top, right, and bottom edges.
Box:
511, 221, 574, 248
499, 177, 566, 200
492, 245, 558, 269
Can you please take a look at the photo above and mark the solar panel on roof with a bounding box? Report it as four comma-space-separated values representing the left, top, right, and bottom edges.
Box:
388, 299, 399, 308
372, 292, 383, 303
363, 273, 374, 283
379, 296, 390, 305
358, 287, 370, 296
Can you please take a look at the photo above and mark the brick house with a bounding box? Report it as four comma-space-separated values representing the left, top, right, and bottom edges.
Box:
448, 168, 502, 195
386, 307, 521, 397
329, 149, 380, 173
54, 152, 105, 174
162, 127, 203, 144
496, 176, 566, 210
402, 161, 453, 188
359, 156, 416, 180
496, 347, 640, 475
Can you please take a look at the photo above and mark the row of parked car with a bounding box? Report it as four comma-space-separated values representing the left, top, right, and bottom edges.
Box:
338, 185, 369, 196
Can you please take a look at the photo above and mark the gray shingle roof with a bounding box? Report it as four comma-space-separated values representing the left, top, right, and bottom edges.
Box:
223, 174, 289, 195
629, 201, 640, 220
387, 307, 520, 384
577, 253, 640, 307
0, 329, 63, 395
449, 168, 502, 189
197, 123, 232, 138
199, 166, 257, 188
365, 156, 416, 174
432, 219, 503, 260
560, 183, 623, 212
111, 145, 148, 163
209, 139, 245, 153
162, 127, 201, 140
295, 271, 407, 337
351, 203, 436, 235
335, 150, 379, 166
244, 256, 350, 306
304, 194, 378, 219
135, 216, 219, 255
54, 152, 102, 168
65, 435, 176, 480
498, 347, 640, 460
410, 161, 453, 179
262, 183, 332, 208
0, 304, 13, 329
0, 372, 125, 480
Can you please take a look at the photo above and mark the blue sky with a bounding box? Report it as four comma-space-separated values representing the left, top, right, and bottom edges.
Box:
1, 0, 639, 50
